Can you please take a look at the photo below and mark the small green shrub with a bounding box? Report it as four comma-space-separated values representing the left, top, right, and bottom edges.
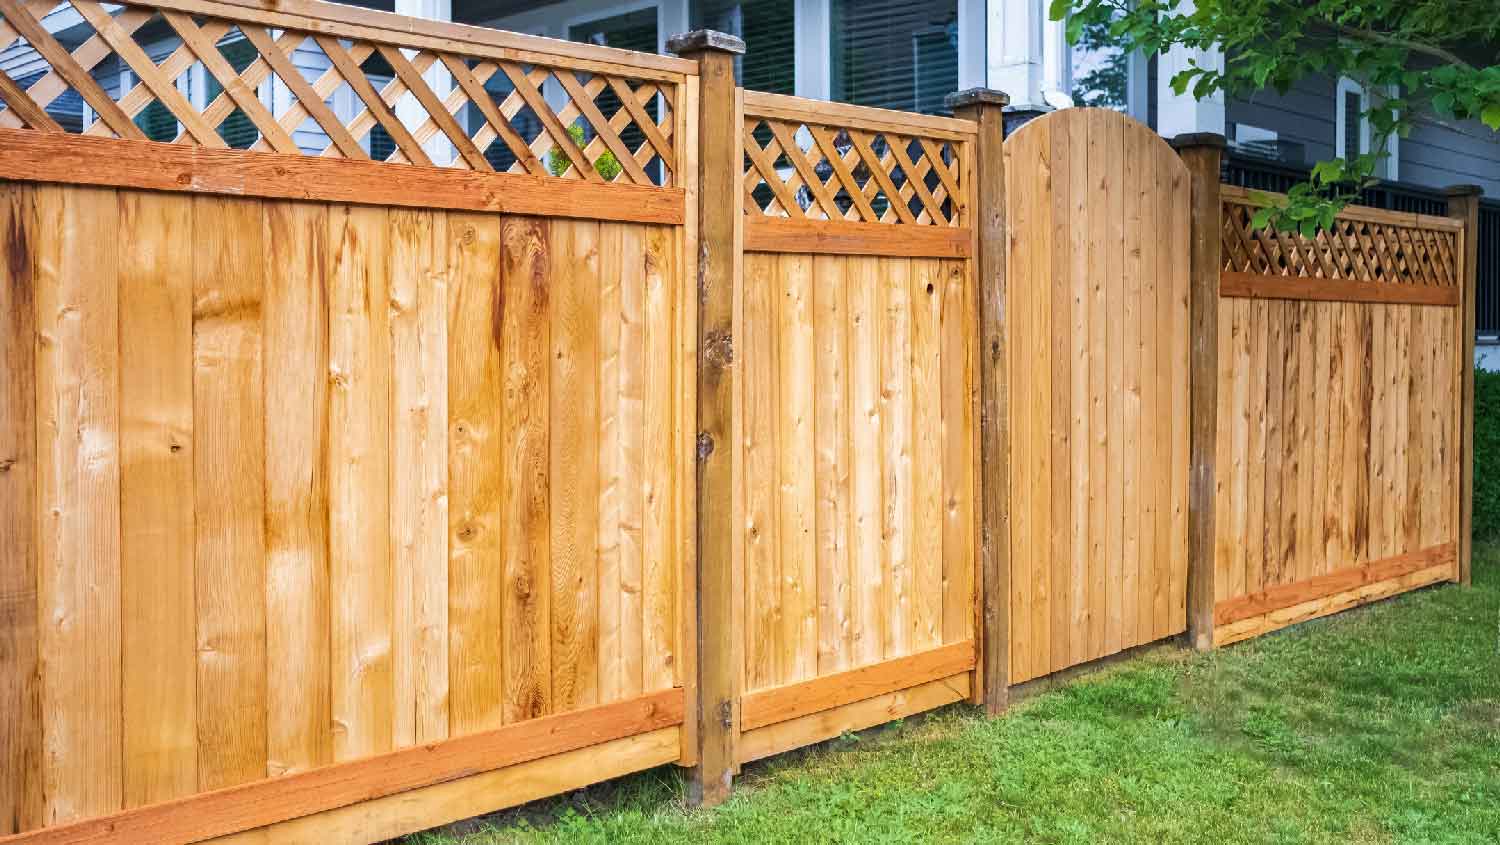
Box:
548, 124, 622, 181
1474, 366, 1500, 540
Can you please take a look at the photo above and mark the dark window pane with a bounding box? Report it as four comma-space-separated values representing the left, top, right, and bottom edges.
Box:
831, 0, 957, 115
693, 0, 795, 95
207, 37, 260, 149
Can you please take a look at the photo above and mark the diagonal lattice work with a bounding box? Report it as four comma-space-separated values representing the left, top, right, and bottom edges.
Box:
1221, 195, 1460, 287
741, 113, 967, 227
0, 0, 683, 186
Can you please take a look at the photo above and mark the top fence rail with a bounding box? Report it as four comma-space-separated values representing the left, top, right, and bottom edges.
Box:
0, 0, 692, 187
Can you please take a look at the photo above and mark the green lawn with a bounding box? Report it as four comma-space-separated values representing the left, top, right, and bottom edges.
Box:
404, 545, 1500, 844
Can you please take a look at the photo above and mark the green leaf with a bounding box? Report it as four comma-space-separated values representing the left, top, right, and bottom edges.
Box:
1250, 207, 1274, 231
1048, 0, 1071, 22
1483, 104, 1500, 131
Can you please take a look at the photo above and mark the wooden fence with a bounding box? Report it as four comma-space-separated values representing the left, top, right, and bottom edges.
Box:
0, 4, 1479, 842
1003, 108, 1191, 684
733, 90, 979, 763
1210, 185, 1467, 646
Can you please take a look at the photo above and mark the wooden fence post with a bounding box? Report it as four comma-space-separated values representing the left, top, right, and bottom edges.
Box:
948, 88, 1010, 715
1446, 184, 1480, 587
668, 28, 744, 807
1171, 132, 1225, 651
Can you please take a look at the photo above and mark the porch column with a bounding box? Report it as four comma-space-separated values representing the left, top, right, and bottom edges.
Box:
395, 0, 455, 164
1155, 0, 1224, 137
986, 0, 1045, 110
794, 0, 830, 100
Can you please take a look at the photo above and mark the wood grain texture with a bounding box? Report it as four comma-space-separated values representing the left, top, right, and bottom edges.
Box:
0, 181, 42, 834
262, 200, 332, 776
447, 212, 505, 734
389, 208, 449, 745
497, 215, 551, 723
550, 218, 601, 713
118, 190, 198, 806
1002, 109, 1190, 683
192, 195, 268, 791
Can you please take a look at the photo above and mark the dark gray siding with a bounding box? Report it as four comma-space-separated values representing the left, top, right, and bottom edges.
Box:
1226, 74, 1337, 168
1402, 115, 1500, 198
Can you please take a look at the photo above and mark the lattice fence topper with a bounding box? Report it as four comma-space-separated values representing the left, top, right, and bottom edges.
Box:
0, 0, 678, 186
742, 115, 964, 226
1221, 198, 1459, 287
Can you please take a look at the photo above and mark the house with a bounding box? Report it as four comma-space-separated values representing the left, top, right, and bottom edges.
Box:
3, 0, 1496, 359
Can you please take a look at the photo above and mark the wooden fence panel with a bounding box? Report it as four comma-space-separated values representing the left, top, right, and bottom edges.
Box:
1212, 187, 1463, 645
0, 182, 691, 840
1003, 108, 1192, 684
733, 91, 979, 762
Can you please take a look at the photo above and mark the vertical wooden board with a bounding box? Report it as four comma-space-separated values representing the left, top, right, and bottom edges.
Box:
1048, 121, 1073, 673
778, 252, 817, 682
848, 255, 884, 668
1068, 111, 1092, 669
1033, 122, 1055, 678
616, 226, 646, 702
1211, 304, 1233, 607
641, 225, 676, 693
814, 254, 852, 673
0, 182, 42, 835
328, 203, 393, 761
1390, 307, 1410, 556
1228, 300, 1251, 603
1369, 305, 1388, 561
550, 218, 601, 712
1103, 112, 1125, 655
1245, 299, 1268, 600
742, 251, 781, 690
1279, 302, 1301, 588
1005, 132, 1032, 680
389, 208, 450, 745
118, 190, 197, 806
1306, 303, 1326, 581
447, 212, 506, 733
263, 199, 332, 775
1137, 139, 1160, 641
1324, 304, 1346, 571
881, 257, 914, 662
940, 258, 976, 647
1166, 154, 1191, 633
497, 215, 552, 722
1350, 304, 1373, 563
596, 224, 624, 704
34, 185, 123, 823
1294, 302, 1316, 584
910, 259, 945, 654
1418, 308, 1440, 549
1262, 301, 1284, 591
1119, 121, 1142, 649
1404, 307, 1424, 552
1084, 114, 1108, 661
1066, 111, 1090, 667
193, 194, 268, 790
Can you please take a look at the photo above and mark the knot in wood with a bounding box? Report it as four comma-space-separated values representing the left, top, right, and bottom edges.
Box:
703, 330, 733, 368
696, 432, 715, 460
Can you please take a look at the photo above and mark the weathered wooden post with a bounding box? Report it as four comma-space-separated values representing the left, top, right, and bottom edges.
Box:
1446, 185, 1481, 587
1171, 132, 1224, 651
947, 87, 1010, 715
667, 28, 743, 807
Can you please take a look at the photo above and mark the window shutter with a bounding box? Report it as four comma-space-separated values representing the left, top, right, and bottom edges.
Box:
693, 0, 795, 95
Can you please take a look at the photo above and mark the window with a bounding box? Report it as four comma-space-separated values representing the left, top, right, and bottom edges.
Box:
206, 37, 261, 149
1335, 76, 1398, 179
1070, 14, 1128, 110
830, 0, 957, 115
693, 0, 794, 94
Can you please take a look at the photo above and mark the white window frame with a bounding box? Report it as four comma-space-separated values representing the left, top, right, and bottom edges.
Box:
1336, 75, 1400, 180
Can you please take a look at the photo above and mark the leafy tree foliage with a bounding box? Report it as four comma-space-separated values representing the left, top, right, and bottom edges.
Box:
1050, 0, 1500, 233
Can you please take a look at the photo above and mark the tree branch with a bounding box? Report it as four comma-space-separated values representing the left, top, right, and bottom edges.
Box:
1332, 22, 1477, 72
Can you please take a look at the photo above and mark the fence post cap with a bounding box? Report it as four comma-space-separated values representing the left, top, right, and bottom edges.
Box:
1168, 132, 1228, 150
1443, 184, 1484, 198
945, 88, 1010, 110
666, 30, 745, 55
